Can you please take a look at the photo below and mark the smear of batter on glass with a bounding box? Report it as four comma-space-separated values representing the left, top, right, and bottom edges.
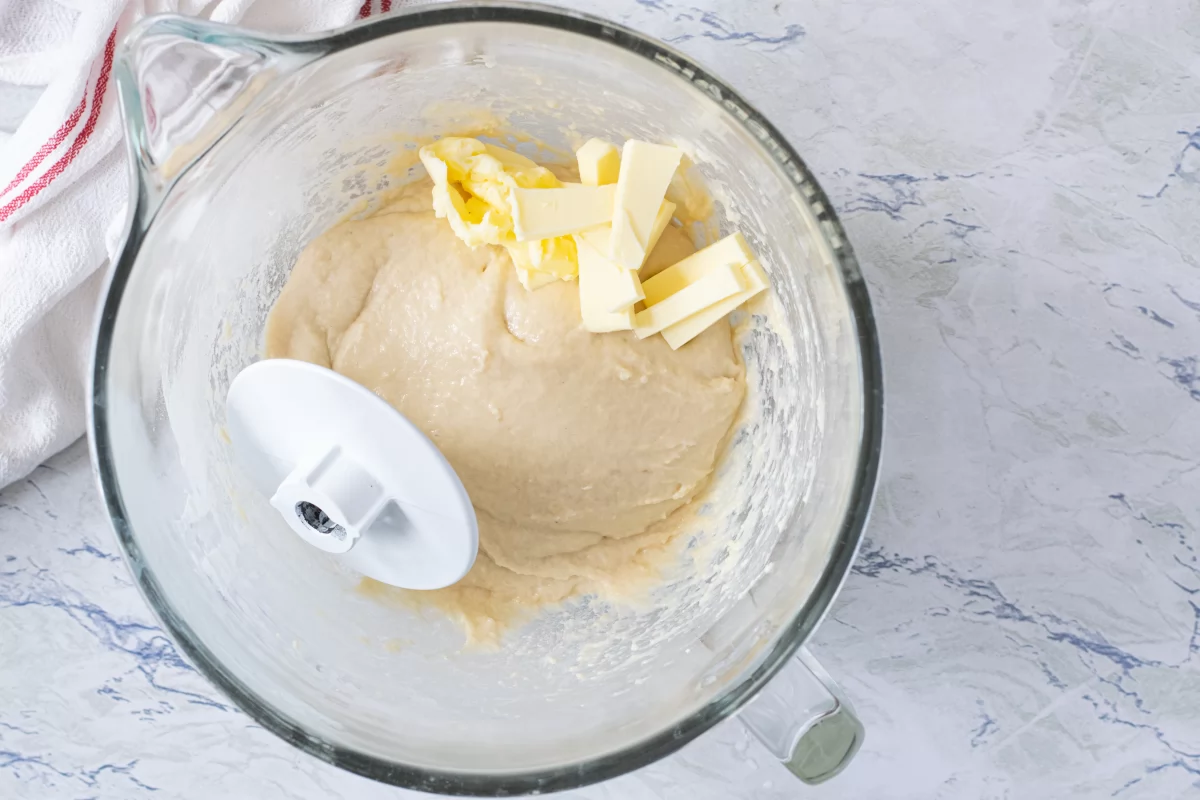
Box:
265, 173, 744, 645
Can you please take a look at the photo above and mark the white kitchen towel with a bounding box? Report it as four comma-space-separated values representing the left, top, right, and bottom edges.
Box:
0, 0, 403, 488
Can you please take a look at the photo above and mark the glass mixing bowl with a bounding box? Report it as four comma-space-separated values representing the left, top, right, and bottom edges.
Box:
89, 3, 883, 794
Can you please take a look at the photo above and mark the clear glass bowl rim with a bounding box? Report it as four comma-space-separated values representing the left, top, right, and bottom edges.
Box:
88, 2, 885, 794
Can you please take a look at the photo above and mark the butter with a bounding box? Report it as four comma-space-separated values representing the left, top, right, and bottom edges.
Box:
661, 260, 769, 349
641, 232, 756, 305
576, 138, 621, 186
633, 262, 746, 339
516, 266, 564, 291
635, 232, 767, 346
511, 184, 616, 241
509, 237, 578, 289
481, 142, 544, 171
576, 227, 645, 311
418, 136, 770, 330
576, 233, 638, 332
609, 141, 683, 270
420, 137, 578, 287
610, 211, 644, 272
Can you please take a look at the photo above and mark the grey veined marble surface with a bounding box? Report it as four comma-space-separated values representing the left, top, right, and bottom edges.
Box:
3, 0, 1199, 797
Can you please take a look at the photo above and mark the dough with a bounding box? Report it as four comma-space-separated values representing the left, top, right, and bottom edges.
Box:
266, 183, 745, 642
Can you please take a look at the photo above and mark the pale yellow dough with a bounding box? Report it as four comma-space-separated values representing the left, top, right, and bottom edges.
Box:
265, 183, 744, 642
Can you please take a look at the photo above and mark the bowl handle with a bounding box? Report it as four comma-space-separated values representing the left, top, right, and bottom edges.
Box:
738, 646, 865, 784
113, 15, 320, 214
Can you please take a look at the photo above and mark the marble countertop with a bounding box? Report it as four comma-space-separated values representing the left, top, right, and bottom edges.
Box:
4, 0, 1199, 797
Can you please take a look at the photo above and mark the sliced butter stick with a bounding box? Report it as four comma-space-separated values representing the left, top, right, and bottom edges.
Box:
661, 261, 769, 349
642, 232, 756, 306
576, 138, 621, 186
511, 184, 616, 241
587, 199, 673, 274
609, 141, 683, 270
576, 227, 645, 313
633, 263, 746, 339
576, 232, 638, 332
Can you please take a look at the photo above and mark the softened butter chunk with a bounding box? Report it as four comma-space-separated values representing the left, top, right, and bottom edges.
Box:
609, 141, 683, 270
509, 237, 579, 290
419, 137, 579, 288
576, 138, 621, 186
419, 138, 560, 250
